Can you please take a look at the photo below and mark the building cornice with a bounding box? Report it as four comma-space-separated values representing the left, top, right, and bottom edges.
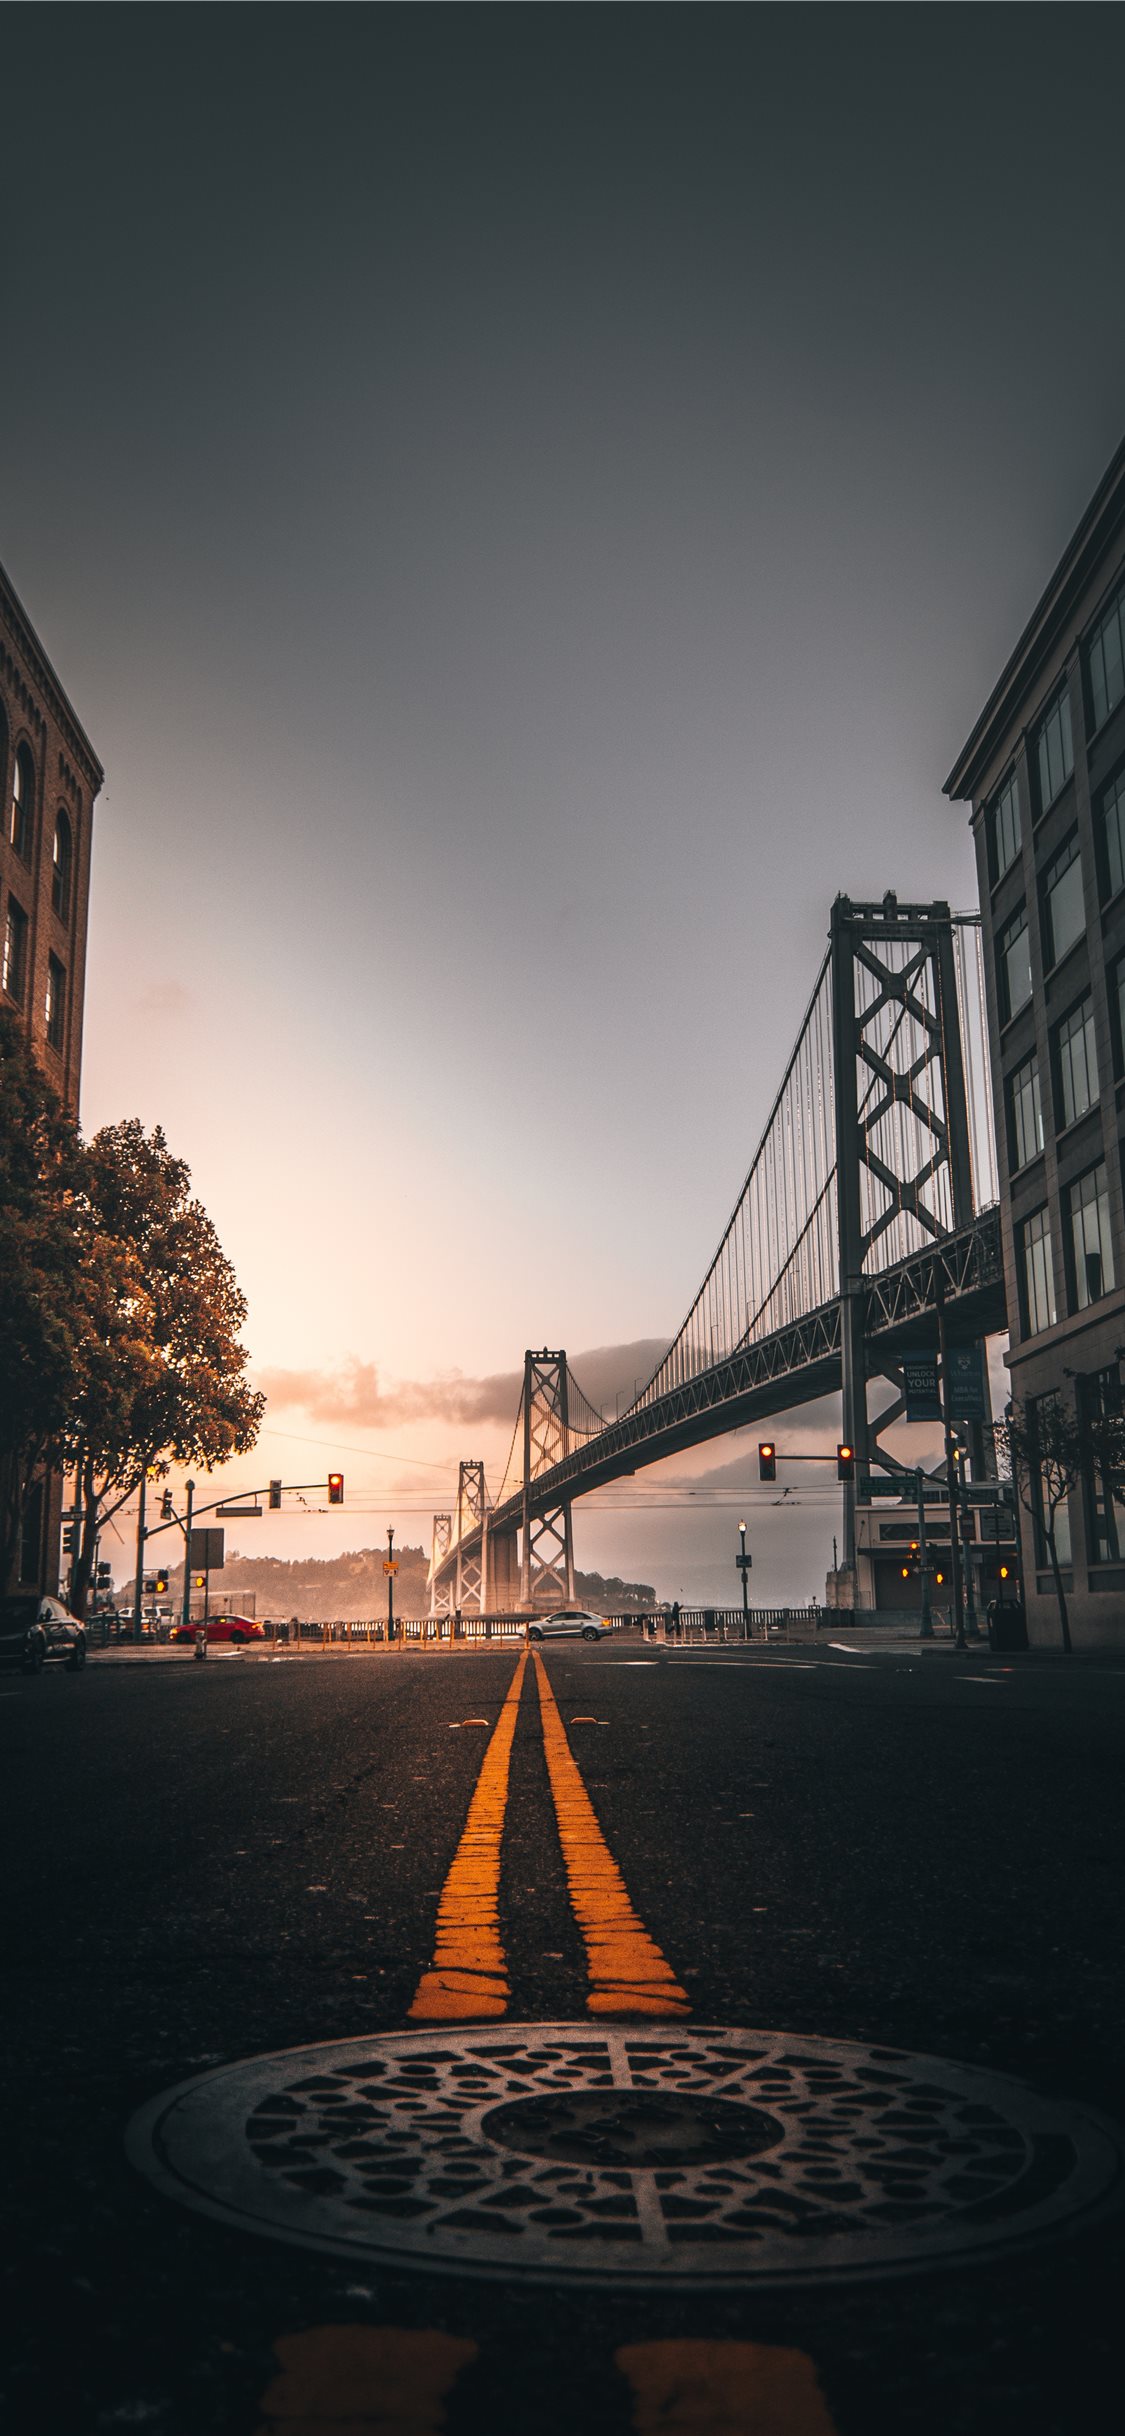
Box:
943, 432, 1125, 805
0, 558, 103, 793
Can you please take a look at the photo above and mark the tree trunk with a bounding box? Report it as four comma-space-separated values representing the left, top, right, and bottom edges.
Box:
1044, 1522, 1072, 1655
73, 1450, 100, 1619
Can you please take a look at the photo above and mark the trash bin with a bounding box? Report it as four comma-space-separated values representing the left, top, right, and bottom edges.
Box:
986, 1598, 1028, 1652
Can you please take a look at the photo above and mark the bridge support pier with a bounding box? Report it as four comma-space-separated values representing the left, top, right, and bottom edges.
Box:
428, 1515, 453, 1619
455, 1461, 487, 1613
489, 1524, 521, 1613
520, 1349, 577, 1611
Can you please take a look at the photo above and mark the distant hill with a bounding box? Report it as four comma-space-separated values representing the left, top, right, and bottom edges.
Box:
122, 1546, 655, 1620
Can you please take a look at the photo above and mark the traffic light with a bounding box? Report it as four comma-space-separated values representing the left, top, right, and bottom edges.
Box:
269, 1479, 282, 1510
328, 1473, 344, 1504
758, 1443, 777, 1483
161, 1488, 174, 1520
837, 1443, 855, 1481
900, 1564, 911, 1582
155, 1573, 169, 1596
193, 1573, 205, 1590
998, 1562, 1011, 1584
934, 1568, 945, 1587
62, 1526, 75, 1555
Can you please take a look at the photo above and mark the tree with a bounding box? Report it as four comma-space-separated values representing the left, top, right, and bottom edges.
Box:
64, 1123, 265, 1615
68, 1122, 266, 1610
0, 1011, 84, 1592
998, 1389, 1125, 1655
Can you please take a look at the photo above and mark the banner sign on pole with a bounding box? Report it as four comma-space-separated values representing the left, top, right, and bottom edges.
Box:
948, 1344, 987, 1423
903, 1355, 941, 1422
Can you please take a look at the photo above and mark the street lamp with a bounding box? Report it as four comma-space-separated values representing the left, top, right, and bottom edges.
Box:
736, 1520, 752, 1640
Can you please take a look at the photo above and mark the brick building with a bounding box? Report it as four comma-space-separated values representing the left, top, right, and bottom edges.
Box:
945, 436, 1125, 1648
2, 557, 102, 1592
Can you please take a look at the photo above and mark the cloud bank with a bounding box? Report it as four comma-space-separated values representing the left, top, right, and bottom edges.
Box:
255, 1339, 671, 1432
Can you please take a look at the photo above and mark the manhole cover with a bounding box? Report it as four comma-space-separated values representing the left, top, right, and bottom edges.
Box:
126, 2024, 1125, 2287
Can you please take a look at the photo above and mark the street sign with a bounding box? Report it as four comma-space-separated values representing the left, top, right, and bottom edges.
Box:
383, 1560, 399, 1576
903, 1355, 941, 1422
948, 1344, 987, 1422
215, 1503, 262, 1519
189, 1528, 225, 1571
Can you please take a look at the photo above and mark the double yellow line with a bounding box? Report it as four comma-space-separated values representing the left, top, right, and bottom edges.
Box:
409, 1649, 689, 2022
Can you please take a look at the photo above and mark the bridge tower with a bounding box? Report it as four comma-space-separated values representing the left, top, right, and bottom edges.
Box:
455, 1462, 488, 1613
830, 896, 976, 1574
520, 1349, 576, 1610
428, 1515, 452, 1619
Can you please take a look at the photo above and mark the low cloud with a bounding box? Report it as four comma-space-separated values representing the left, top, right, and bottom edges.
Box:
255, 1338, 670, 1433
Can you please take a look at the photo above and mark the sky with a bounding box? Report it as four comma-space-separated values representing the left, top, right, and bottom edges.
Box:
5, 3, 1125, 1604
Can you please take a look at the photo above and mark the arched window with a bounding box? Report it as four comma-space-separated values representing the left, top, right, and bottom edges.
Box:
52, 810, 73, 922
10, 745, 34, 862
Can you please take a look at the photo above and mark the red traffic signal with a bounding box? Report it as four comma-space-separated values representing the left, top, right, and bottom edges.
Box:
837, 1443, 855, 1481
758, 1442, 777, 1483
328, 1473, 344, 1505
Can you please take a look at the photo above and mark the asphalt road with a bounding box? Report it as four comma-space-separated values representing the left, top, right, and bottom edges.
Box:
5, 1638, 1124, 2434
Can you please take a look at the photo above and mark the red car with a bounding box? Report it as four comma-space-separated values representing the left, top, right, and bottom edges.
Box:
171, 1614, 264, 1644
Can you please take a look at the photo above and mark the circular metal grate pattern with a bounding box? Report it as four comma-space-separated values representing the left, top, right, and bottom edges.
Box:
127, 2024, 1125, 2286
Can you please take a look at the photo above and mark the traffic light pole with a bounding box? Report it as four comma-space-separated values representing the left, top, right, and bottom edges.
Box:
132, 1469, 147, 1644
936, 1285, 966, 1650
180, 1479, 195, 1638
915, 1466, 933, 1640
736, 1521, 751, 1639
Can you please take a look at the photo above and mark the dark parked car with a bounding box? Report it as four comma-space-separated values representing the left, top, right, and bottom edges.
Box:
0, 1594, 87, 1674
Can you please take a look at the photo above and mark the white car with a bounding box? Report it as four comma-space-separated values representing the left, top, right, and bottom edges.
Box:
526, 1609, 610, 1643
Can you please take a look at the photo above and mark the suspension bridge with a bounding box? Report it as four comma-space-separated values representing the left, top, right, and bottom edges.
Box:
428, 895, 1006, 1615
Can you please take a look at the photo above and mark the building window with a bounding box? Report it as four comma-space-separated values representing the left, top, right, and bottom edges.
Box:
2, 895, 29, 1004
1102, 770, 1125, 900
989, 770, 1022, 883
51, 812, 73, 922
1088, 576, 1125, 734
1080, 1368, 1125, 1562
1021, 1204, 1057, 1336
998, 905, 1032, 1020
1068, 1163, 1115, 1310
1008, 1053, 1044, 1171
45, 954, 66, 1052
9, 744, 34, 861
1041, 832, 1085, 966
1036, 684, 1074, 811
1055, 995, 1098, 1127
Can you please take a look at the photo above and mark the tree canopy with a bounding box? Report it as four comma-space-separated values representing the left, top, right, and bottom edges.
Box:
1, 1015, 264, 1609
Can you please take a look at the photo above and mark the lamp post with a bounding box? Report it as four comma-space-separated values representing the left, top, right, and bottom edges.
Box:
736, 1520, 752, 1640
387, 1523, 396, 1646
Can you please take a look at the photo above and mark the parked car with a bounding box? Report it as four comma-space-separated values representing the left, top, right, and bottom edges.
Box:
526, 1609, 610, 1642
0, 1594, 87, 1674
170, 1614, 264, 1644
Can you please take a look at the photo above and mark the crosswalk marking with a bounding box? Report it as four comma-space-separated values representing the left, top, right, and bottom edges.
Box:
255, 2326, 477, 2434
615, 2338, 839, 2434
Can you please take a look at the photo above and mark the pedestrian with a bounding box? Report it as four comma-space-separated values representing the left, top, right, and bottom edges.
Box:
671, 1599, 681, 1641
